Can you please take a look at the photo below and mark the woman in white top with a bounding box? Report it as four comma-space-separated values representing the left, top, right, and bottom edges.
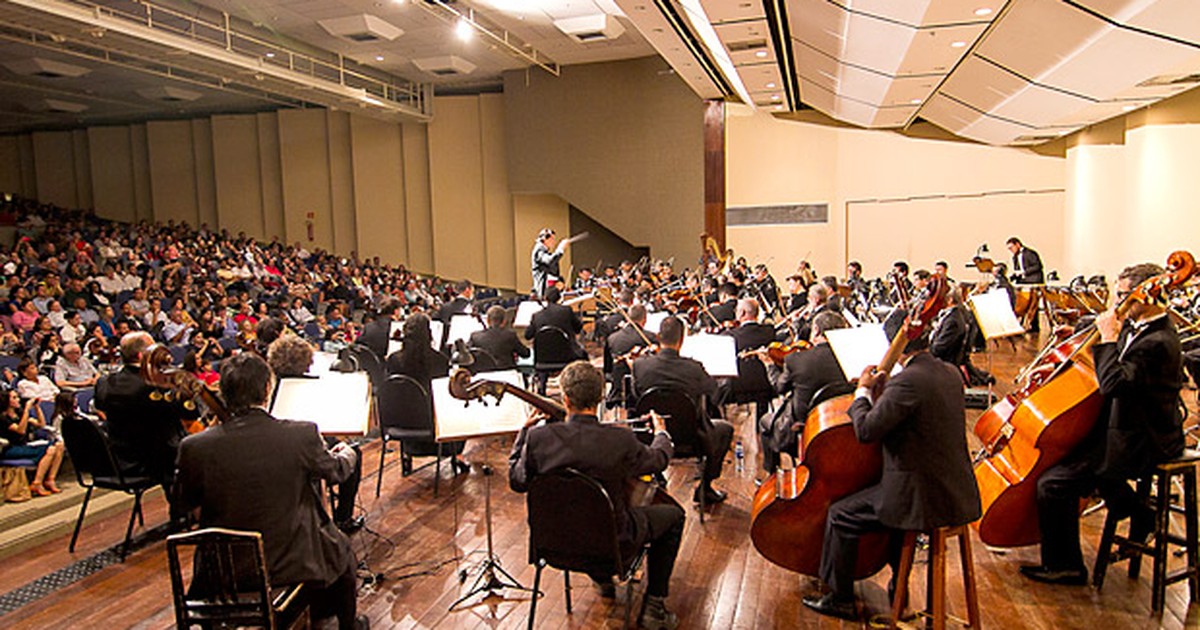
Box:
46, 300, 67, 330
16, 358, 60, 402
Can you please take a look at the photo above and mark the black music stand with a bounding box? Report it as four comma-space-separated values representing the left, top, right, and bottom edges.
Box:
449, 464, 536, 610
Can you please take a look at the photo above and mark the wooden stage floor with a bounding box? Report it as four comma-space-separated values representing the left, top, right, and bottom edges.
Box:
0, 335, 1198, 629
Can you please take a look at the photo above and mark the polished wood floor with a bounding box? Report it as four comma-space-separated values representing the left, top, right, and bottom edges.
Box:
1, 334, 1198, 629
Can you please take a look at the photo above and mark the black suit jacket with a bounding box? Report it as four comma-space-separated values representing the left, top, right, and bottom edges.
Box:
768, 342, 845, 427
176, 409, 356, 587
525, 303, 582, 339
468, 326, 529, 369
509, 414, 672, 544
605, 324, 657, 389
709, 300, 737, 325
1092, 316, 1185, 478
358, 317, 393, 360
726, 321, 775, 353
848, 352, 981, 531
1012, 248, 1044, 284
95, 364, 197, 481
930, 305, 969, 366
436, 297, 471, 324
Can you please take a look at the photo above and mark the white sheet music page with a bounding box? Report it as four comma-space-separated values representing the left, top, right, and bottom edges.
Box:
271, 372, 371, 436
679, 332, 739, 378
432, 369, 532, 441
825, 324, 900, 381
969, 290, 1025, 339
446, 314, 485, 347
513, 301, 545, 328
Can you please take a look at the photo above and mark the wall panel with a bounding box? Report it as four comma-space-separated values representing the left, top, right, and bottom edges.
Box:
211, 114, 266, 239
480, 93, 516, 289
86, 126, 136, 222
192, 119, 218, 228
0, 136, 25, 196
71, 130, 92, 210
130, 124, 153, 223
327, 111, 357, 256
428, 96, 486, 281
402, 122, 434, 274
146, 121, 200, 225
278, 109, 334, 251
350, 115, 407, 265
31, 131, 77, 208
257, 112, 285, 241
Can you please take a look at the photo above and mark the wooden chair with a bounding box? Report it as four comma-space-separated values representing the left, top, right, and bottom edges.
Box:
1093, 449, 1200, 614
526, 468, 649, 630
889, 524, 980, 630
166, 527, 308, 630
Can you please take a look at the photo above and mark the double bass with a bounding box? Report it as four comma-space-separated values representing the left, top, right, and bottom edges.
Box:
141, 344, 229, 434
972, 251, 1196, 547
749, 276, 948, 576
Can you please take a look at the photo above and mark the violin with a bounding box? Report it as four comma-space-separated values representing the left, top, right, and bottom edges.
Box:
742, 340, 812, 365
141, 344, 229, 433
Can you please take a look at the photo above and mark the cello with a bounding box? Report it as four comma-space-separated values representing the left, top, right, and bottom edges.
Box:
750, 276, 948, 576
972, 251, 1196, 547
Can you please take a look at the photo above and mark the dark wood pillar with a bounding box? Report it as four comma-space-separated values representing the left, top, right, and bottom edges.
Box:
703, 99, 726, 252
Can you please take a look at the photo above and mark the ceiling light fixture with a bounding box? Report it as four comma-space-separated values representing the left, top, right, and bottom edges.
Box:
375, 55, 385, 61
1122, 105, 1138, 111
766, 82, 776, 88
974, 7, 992, 16
910, 98, 922, 104
265, 52, 275, 58
771, 94, 780, 100
755, 50, 768, 58
951, 41, 967, 48
456, 17, 473, 41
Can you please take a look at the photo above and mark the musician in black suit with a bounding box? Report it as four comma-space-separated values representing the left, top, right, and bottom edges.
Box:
468, 305, 529, 369
725, 299, 775, 352
509, 361, 683, 629
524, 286, 586, 360
632, 316, 734, 505
707, 283, 739, 327
804, 325, 981, 620
605, 304, 657, 408
749, 264, 781, 315
95, 331, 198, 521
175, 353, 367, 630
1022, 263, 1185, 585
357, 297, 401, 360
596, 289, 635, 342
794, 284, 832, 343
435, 280, 474, 324
761, 311, 849, 473
1007, 237, 1045, 284
929, 290, 969, 369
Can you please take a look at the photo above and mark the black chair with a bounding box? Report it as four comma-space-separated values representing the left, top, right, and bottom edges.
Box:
526, 468, 649, 630
466, 347, 501, 374
166, 527, 308, 630
375, 374, 462, 497
809, 381, 857, 410
349, 343, 386, 393
728, 356, 774, 419
532, 326, 575, 395
634, 387, 709, 522
60, 415, 157, 560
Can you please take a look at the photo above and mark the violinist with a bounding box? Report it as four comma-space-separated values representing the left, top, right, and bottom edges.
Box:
845, 261, 866, 297
760, 311, 848, 473
803, 320, 981, 620
1021, 263, 1184, 586
605, 303, 656, 408
573, 267, 596, 292
633, 316, 734, 505
749, 264, 781, 315
784, 274, 807, 314
94, 331, 199, 526
435, 279, 474, 324
596, 289, 635, 341
794, 284, 832, 343
524, 286, 586, 360
725, 299, 775, 352
708, 283, 739, 327
509, 361, 683, 630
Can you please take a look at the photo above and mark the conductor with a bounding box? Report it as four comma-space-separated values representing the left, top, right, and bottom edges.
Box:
531, 228, 570, 299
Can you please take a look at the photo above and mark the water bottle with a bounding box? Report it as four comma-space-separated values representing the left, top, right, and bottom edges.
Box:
735, 440, 745, 473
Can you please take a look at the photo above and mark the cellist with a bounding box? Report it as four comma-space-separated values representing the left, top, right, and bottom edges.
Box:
1021, 263, 1185, 585
804, 319, 981, 620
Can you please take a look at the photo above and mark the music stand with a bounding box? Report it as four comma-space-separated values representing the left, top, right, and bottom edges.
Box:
968, 290, 1025, 405
430, 371, 537, 609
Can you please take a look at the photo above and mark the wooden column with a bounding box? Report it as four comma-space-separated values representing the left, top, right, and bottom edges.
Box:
703, 99, 726, 251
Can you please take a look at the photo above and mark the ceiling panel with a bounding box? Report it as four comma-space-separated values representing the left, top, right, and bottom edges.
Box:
1076, 0, 1200, 44
700, 0, 767, 23
847, 0, 1005, 27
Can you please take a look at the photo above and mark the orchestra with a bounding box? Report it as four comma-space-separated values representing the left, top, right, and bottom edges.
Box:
7, 189, 1199, 628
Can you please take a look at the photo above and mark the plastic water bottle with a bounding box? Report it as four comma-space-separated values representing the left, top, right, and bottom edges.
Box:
735, 440, 745, 473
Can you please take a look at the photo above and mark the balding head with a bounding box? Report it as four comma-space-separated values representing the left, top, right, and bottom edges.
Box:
736, 298, 759, 322
119, 331, 153, 365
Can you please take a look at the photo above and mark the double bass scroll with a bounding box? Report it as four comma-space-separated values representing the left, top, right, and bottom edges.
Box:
141, 343, 229, 433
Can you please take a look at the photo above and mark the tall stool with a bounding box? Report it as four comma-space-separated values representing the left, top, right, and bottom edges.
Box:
1093, 450, 1200, 614
890, 524, 980, 629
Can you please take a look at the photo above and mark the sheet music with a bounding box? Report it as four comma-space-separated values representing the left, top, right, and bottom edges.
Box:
680, 332, 739, 378
429, 319, 445, 351
308, 351, 336, 375
387, 321, 404, 357
969, 290, 1026, 339
431, 370, 531, 441
446, 314, 484, 348
644, 311, 669, 334
270, 372, 371, 436
825, 324, 900, 381
514, 301, 544, 328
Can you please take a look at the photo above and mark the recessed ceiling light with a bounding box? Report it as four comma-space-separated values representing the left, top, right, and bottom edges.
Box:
375, 55, 384, 61
951, 41, 967, 48
1122, 105, 1137, 111
974, 7, 992, 16
774, 105, 783, 110
265, 52, 275, 58
455, 18, 473, 41
910, 98, 922, 104
771, 94, 780, 100
766, 82, 776, 88
755, 50, 768, 58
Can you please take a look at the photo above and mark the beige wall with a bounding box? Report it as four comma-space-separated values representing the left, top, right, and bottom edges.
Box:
86, 126, 136, 223
504, 56, 706, 267
726, 107, 1067, 283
